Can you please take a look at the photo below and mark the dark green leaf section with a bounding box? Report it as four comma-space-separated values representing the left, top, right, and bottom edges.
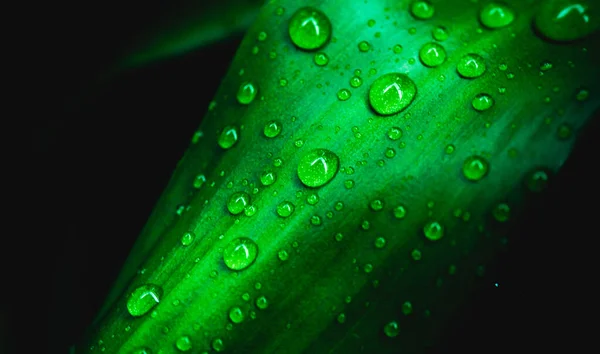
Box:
80, 0, 599, 353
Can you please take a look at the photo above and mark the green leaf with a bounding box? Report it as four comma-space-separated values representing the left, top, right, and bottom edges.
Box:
78, 0, 599, 353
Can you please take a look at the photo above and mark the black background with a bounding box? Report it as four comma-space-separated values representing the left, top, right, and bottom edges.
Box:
16, 1, 596, 353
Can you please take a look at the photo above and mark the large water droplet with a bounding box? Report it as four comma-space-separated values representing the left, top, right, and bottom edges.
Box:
479, 2, 515, 29
264, 120, 282, 138
535, 0, 598, 42
127, 284, 163, 317
410, 1, 435, 19
457, 54, 486, 78
288, 7, 332, 50
236, 81, 258, 104
462, 155, 490, 181
223, 237, 258, 271
419, 42, 447, 67
297, 148, 340, 187
218, 125, 239, 149
369, 73, 417, 115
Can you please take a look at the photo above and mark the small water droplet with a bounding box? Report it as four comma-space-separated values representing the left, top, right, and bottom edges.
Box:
432, 26, 449, 41
492, 203, 511, 222
370, 199, 384, 211
218, 125, 239, 149
127, 284, 163, 317
374, 237, 387, 248
525, 168, 550, 192
264, 120, 282, 138
237, 81, 258, 104
383, 321, 400, 337
393, 205, 407, 219
229, 307, 245, 323
181, 232, 195, 246
227, 192, 251, 215
256, 296, 269, 309
277, 201, 295, 218
423, 220, 444, 241
402, 301, 413, 315
211, 338, 225, 352
358, 40, 370, 52
175, 336, 192, 352
462, 155, 490, 181
472, 93, 494, 111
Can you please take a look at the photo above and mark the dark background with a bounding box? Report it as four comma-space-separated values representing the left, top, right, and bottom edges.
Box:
16, 1, 595, 353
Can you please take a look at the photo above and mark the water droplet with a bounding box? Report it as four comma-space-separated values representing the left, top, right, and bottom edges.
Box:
374, 237, 387, 248
260, 170, 277, 186
557, 123, 573, 140
257, 31, 268, 41
175, 336, 192, 352
181, 232, 195, 246
457, 54, 486, 78
256, 296, 269, 309
411, 249, 422, 261
576, 88, 589, 101
385, 148, 396, 158
237, 81, 258, 104
314, 52, 329, 66
358, 40, 370, 52
335, 202, 344, 211
383, 321, 400, 337
445, 144, 455, 154
369, 73, 417, 115
229, 307, 245, 323
432, 26, 449, 41
423, 220, 444, 241
480, 2, 515, 29
350, 76, 363, 88
364, 263, 374, 273
278, 249, 289, 261
264, 120, 282, 138
223, 237, 258, 271
393, 44, 403, 54
410, 0, 435, 19
540, 61, 553, 71
297, 149, 340, 187
393, 205, 407, 219
227, 192, 251, 215
337, 313, 346, 324
525, 168, 550, 192
387, 127, 403, 141
462, 155, 490, 181
472, 93, 494, 111
492, 203, 511, 222
218, 125, 239, 149
277, 201, 295, 217
127, 284, 163, 317
419, 42, 446, 67
288, 7, 332, 50
370, 199, 384, 211
402, 301, 413, 315
244, 205, 257, 217
535, 0, 598, 42
211, 338, 224, 352
310, 215, 322, 226
337, 89, 352, 101
307, 193, 320, 205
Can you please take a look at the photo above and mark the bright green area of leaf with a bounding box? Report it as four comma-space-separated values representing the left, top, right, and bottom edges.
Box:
81, 0, 599, 353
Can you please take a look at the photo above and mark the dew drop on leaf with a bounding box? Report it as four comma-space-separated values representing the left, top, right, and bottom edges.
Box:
288, 7, 332, 50
383, 321, 400, 337
393, 205, 407, 219
337, 88, 351, 101
297, 149, 340, 187
127, 284, 163, 317
369, 73, 417, 115
535, 0, 598, 42
236, 81, 258, 104
256, 296, 269, 309
525, 168, 550, 192
218, 125, 239, 149
419, 42, 446, 67
457, 54, 486, 78
479, 2, 515, 29
180, 232, 195, 246
432, 26, 449, 41
492, 203, 511, 222
314, 52, 329, 66
264, 120, 282, 138
472, 93, 495, 111
260, 169, 277, 186
462, 155, 490, 181
410, 0, 435, 19
223, 237, 258, 271
211, 338, 225, 352
277, 201, 295, 217
387, 127, 403, 140
423, 220, 444, 241
229, 307, 245, 323
175, 336, 192, 352
227, 192, 251, 215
